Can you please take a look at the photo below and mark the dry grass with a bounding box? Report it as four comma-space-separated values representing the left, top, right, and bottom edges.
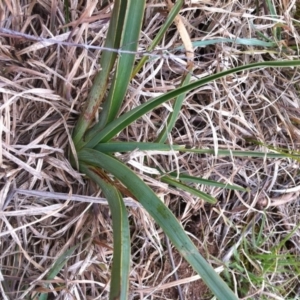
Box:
1, 0, 300, 299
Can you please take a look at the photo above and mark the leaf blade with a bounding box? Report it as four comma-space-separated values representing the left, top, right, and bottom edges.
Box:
132, 0, 184, 77
72, 0, 128, 148
93, 142, 300, 160
161, 175, 217, 204
80, 164, 131, 300
38, 245, 78, 300
155, 72, 192, 143
94, 142, 185, 153
78, 148, 238, 300
88, 0, 146, 133
84, 60, 300, 147
168, 172, 248, 192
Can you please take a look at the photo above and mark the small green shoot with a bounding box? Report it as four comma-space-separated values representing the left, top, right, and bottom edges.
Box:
38, 245, 78, 300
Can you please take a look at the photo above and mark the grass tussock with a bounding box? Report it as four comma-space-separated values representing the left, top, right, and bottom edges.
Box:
1, 0, 300, 299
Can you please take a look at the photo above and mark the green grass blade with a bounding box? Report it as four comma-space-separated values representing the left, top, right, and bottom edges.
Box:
93, 142, 300, 160
174, 38, 277, 50
63, 0, 70, 31
161, 175, 217, 204
249, 20, 278, 45
83, 60, 300, 148
245, 138, 300, 162
88, 0, 146, 132
94, 142, 185, 153
80, 164, 130, 300
72, 0, 127, 147
38, 244, 78, 300
185, 148, 300, 159
132, 0, 184, 77
94, 142, 247, 192
78, 148, 238, 300
155, 72, 192, 142
274, 223, 300, 251
265, 0, 281, 40
46, 246, 77, 279
168, 172, 248, 192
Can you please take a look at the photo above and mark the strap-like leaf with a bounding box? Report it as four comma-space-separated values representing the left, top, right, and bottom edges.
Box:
78, 148, 238, 300
93, 141, 300, 160
161, 175, 217, 204
94, 142, 248, 192
168, 172, 247, 191
94, 141, 185, 153
83, 60, 300, 148
132, 0, 184, 77
88, 0, 146, 132
72, 0, 128, 148
80, 164, 131, 300
38, 244, 78, 300
155, 72, 192, 143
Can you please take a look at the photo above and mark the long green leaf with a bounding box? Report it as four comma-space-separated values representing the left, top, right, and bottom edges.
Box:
185, 148, 300, 159
80, 165, 130, 300
155, 72, 192, 143
161, 175, 217, 204
94, 142, 185, 153
174, 38, 277, 50
90, 0, 146, 132
72, 0, 128, 147
78, 148, 238, 300
245, 138, 300, 162
132, 0, 184, 77
94, 142, 248, 192
93, 142, 300, 160
38, 245, 78, 300
82, 60, 300, 148
265, 0, 281, 40
168, 172, 247, 191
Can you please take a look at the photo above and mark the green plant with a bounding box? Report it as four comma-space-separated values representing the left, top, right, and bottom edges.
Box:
70, 1, 300, 299
223, 217, 300, 298
38, 245, 79, 300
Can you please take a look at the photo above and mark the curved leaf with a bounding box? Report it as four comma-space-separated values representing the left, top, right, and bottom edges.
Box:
174, 38, 277, 49
82, 60, 300, 148
132, 0, 184, 77
161, 175, 217, 204
94, 0, 146, 130
94, 142, 185, 153
72, 0, 128, 147
78, 148, 238, 300
155, 72, 192, 143
80, 164, 131, 300
168, 172, 247, 192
